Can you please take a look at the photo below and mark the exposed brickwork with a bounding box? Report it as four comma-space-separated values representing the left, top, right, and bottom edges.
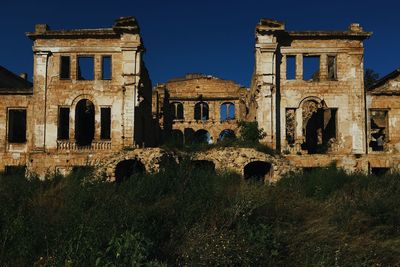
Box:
2, 17, 400, 180
154, 74, 247, 143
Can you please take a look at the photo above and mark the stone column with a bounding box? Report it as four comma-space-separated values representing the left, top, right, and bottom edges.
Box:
32, 51, 51, 151
121, 47, 139, 148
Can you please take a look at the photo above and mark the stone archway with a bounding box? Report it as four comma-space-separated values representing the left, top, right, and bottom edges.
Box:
114, 159, 145, 184
301, 99, 337, 154
219, 129, 236, 141
243, 161, 272, 182
194, 129, 212, 144
189, 160, 215, 173
75, 99, 95, 146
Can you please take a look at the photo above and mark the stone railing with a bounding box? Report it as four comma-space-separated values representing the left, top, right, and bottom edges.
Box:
57, 140, 112, 151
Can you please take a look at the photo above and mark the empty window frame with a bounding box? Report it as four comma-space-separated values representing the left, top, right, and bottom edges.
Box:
101, 107, 111, 139
60, 56, 71, 79
194, 102, 209, 121
102, 56, 112, 80
327, 55, 337, 80
220, 102, 235, 121
303, 55, 320, 81
8, 109, 27, 143
286, 55, 296, 80
58, 107, 70, 140
170, 102, 184, 120
369, 109, 388, 152
285, 108, 296, 145
77, 56, 94, 80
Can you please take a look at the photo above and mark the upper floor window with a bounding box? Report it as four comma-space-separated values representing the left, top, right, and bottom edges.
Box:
60, 56, 71, 79
327, 55, 337, 80
102, 56, 112, 80
170, 102, 184, 120
8, 109, 27, 143
286, 55, 296, 80
220, 102, 235, 121
303, 55, 320, 81
194, 102, 209, 121
77, 56, 94, 80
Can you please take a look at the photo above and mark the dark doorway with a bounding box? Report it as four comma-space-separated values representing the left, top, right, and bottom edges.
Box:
194, 129, 211, 144
371, 167, 390, 176
115, 159, 145, 184
302, 100, 337, 154
4, 165, 26, 176
170, 129, 184, 146
75, 99, 95, 146
219, 129, 236, 141
189, 160, 215, 173
243, 161, 272, 182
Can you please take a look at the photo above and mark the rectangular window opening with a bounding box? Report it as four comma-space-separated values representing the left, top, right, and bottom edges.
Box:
60, 56, 71, 79
285, 108, 296, 145
369, 110, 388, 152
286, 55, 296, 80
77, 56, 94, 80
102, 56, 112, 80
303, 55, 320, 81
327, 55, 337, 80
58, 107, 70, 140
8, 109, 27, 143
101, 107, 111, 139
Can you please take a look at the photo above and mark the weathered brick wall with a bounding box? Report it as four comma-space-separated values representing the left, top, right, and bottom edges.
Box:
0, 94, 33, 172
155, 75, 247, 142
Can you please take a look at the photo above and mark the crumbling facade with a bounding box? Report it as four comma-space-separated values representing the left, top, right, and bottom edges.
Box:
248, 19, 372, 172
2, 17, 400, 179
366, 69, 400, 175
0, 17, 153, 176
153, 74, 247, 145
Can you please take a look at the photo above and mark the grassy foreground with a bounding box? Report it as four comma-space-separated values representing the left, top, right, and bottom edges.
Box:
0, 164, 399, 266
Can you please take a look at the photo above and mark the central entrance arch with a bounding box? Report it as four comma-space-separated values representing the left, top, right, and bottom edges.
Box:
301, 99, 337, 154
75, 99, 95, 146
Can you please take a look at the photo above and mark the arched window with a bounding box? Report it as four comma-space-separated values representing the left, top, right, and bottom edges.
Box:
220, 102, 235, 121
219, 129, 236, 141
194, 129, 212, 144
170, 102, 184, 120
194, 102, 209, 121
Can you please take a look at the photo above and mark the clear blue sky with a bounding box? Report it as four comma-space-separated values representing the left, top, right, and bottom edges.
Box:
1, 0, 399, 87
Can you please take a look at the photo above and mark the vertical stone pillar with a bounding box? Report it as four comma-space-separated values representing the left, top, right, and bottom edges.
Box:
121, 35, 141, 148
254, 44, 278, 149
295, 54, 303, 80
32, 51, 51, 151
319, 54, 328, 80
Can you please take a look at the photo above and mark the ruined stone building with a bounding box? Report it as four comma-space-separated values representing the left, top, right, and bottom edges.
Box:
0, 17, 153, 176
366, 69, 400, 175
247, 19, 372, 172
153, 74, 247, 145
1, 17, 400, 179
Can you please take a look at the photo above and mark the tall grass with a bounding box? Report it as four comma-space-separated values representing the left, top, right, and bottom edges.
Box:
0, 165, 399, 266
